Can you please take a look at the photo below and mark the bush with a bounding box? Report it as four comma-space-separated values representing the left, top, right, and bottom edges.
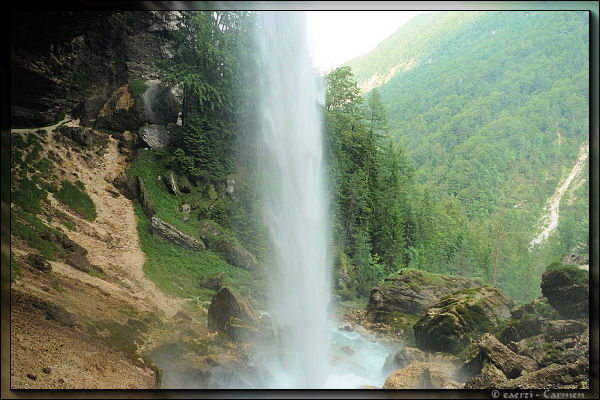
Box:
56, 180, 97, 221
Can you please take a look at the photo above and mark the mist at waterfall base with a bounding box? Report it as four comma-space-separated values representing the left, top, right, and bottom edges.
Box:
249, 12, 398, 389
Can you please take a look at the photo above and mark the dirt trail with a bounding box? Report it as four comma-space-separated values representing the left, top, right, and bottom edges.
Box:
529, 143, 589, 249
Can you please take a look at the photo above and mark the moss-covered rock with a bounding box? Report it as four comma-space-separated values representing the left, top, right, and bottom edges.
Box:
198, 220, 258, 271
207, 287, 258, 332
541, 262, 588, 319
413, 286, 513, 354
366, 269, 482, 322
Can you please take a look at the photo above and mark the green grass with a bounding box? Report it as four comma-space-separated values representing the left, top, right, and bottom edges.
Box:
56, 180, 97, 221
129, 79, 149, 96
13, 178, 47, 214
11, 218, 66, 261
134, 201, 258, 302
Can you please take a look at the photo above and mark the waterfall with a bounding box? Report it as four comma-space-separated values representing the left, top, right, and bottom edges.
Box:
253, 11, 332, 388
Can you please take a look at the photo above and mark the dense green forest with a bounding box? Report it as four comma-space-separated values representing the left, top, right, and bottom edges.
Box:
344, 11, 589, 302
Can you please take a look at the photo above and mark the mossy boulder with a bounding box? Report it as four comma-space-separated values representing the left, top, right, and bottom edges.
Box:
541, 262, 588, 319
366, 269, 482, 322
414, 286, 513, 354
96, 81, 178, 132
198, 220, 258, 271
150, 216, 205, 251
137, 176, 157, 217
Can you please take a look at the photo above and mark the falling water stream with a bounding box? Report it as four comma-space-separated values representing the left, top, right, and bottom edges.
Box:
253, 12, 397, 389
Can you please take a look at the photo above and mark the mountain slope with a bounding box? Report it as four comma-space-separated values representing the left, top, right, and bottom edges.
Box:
346, 11, 589, 301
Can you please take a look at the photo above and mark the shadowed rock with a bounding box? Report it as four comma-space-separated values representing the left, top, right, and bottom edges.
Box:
207, 287, 258, 332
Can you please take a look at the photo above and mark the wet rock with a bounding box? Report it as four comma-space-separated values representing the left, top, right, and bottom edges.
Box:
383, 347, 428, 373
341, 346, 355, 356
26, 253, 51, 272
413, 286, 513, 354
139, 124, 169, 149
383, 361, 461, 389
541, 264, 588, 319
150, 216, 205, 251
137, 176, 157, 217
112, 169, 137, 200
207, 287, 258, 332
477, 333, 537, 379
366, 270, 482, 322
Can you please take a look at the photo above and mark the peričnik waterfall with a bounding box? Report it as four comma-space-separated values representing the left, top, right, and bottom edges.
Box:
254, 12, 332, 388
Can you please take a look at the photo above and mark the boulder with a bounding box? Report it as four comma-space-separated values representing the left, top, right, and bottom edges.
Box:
502, 359, 589, 389
164, 171, 178, 195
383, 347, 428, 373
207, 287, 258, 332
26, 253, 51, 272
199, 220, 259, 271
137, 176, 157, 217
112, 169, 137, 200
477, 333, 537, 379
141, 82, 179, 125
96, 81, 178, 132
180, 204, 191, 214
463, 361, 508, 389
383, 361, 461, 389
541, 319, 588, 341
366, 270, 482, 322
541, 264, 588, 319
67, 252, 93, 273
413, 286, 514, 354
150, 216, 205, 251
139, 124, 169, 149
200, 272, 224, 291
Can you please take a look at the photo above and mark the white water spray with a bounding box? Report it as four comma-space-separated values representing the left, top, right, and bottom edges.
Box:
254, 12, 331, 388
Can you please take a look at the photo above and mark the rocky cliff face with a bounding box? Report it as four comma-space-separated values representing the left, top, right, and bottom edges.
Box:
11, 11, 180, 127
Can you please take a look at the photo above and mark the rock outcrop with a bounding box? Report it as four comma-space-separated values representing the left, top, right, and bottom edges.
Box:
112, 170, 137, 200
11, 11, 180, 127
150, 216, 205, 251
413, 286, 513, 354
541, 263, 588, 319
139, 124, 169, 150
366, 270, 482, 322
207, 287, 258, 332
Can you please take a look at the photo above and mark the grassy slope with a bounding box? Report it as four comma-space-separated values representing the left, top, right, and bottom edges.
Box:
129, 150, 262, 303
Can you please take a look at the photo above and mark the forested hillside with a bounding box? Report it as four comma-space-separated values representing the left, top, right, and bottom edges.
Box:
342, 11, 589, 302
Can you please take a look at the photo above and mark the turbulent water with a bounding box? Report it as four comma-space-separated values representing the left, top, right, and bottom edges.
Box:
254, 12, 332, 388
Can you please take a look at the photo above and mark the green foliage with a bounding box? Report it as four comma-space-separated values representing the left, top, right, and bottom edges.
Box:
56, 180, 97, 221
546, 262, 588, 283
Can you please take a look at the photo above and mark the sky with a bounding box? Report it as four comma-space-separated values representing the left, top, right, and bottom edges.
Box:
305, 11, 430, 74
